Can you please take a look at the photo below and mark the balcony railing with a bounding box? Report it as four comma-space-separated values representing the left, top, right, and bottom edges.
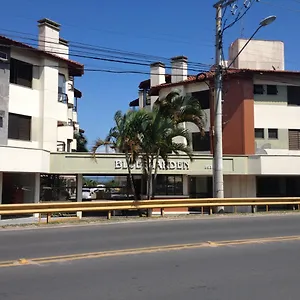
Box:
58, 93, 68, 104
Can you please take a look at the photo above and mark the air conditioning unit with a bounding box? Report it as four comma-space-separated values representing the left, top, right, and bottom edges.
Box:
0, 51, 8, 62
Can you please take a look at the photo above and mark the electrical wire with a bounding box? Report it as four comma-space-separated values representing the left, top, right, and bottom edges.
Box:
0, 29, 213, 69
222, 0, 256, 32
0, 42, 210, 73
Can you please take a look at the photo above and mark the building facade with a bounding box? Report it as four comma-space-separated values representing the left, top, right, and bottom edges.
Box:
0, 18, 84, 208
128, 39, 300, 208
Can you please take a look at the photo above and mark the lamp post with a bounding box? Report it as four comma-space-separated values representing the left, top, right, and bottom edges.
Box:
212, 0, 276, 202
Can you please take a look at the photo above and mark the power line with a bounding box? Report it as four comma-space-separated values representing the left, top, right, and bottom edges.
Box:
0, 42, 210, 73
0, 29, 213, 69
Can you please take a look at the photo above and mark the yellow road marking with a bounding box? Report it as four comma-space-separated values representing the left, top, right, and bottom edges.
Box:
1, 235, 300, 268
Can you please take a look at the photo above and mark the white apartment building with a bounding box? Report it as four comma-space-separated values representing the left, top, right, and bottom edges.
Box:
0, 18, 84, 208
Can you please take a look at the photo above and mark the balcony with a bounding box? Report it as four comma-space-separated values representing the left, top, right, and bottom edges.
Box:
58, 93, 68, 104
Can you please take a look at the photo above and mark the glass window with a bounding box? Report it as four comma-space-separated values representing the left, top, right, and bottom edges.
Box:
267, 85, 278, 95
287, 86, 300, 106
10, 58, 33, 88
268, 129, 278, 139
8, 113, 31, 141
58, 74, 66, 94
255, 128, 264, 139
192, 132, 210, 151
155, 175, 183, 195
253, 84, 264, 95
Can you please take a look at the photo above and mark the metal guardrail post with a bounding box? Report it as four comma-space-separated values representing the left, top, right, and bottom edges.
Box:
160, 208, 165, 217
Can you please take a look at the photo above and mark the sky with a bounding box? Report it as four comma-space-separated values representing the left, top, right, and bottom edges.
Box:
1, 0, 299, 150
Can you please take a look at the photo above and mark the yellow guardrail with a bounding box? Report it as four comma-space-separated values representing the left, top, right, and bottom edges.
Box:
0, 197, 300, 222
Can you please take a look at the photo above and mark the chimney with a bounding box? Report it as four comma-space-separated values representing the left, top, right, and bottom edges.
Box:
171, 56, 187, 83
58, 38, 69, 59
38, 18, 69, 59
38, 18, 60, 53
150, 62, 165, 87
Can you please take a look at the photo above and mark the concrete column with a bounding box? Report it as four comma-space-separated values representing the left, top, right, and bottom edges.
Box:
33, 173, 40, 218
76, 174, 83, 219
182, 175, 189, 196
0, 172, 3, 220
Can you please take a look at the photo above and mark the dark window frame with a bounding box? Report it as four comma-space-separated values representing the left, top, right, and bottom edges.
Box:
10, 58, 33, 88
192, 132, 210, 151
267, 85, 278, 95
8, 113, 31, 141
268, 128, 278, 139
287, 86, 300, 106
253, 84, 264, 95
155, 175, 183, 196
191, 90, 210, 110
255, 128, 265, 139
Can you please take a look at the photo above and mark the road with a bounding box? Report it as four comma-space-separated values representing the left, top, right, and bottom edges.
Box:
0, 214, 300, 299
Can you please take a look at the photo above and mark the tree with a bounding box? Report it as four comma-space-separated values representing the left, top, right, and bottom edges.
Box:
137, 107, 193, 202
154, 90, 207, 133
151, 91, 207, 197
91, 110, 149, 200
83, 178, 98, 187
75, 131, 89, 152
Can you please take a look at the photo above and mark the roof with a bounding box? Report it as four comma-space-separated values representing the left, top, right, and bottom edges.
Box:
139, 74, 172, 89
0, 35, 84, 76
149, 68, 300, 96
129, 98, 139, 107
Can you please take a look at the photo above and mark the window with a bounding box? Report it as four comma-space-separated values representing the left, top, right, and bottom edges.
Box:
155, 175, 183, 195
192, 132, 210, 151
58, 74, 66, 94
191, 90, 210, 109
10, 58, 33, 88
0, 110, 4, 128
253, 84, 264, 95
255, 128, 264, 139
8, 113, 31, 141
268, 129, 278, 139
289, 129, 300, 150
287, 86, 300, 106
267, 85, 278, 95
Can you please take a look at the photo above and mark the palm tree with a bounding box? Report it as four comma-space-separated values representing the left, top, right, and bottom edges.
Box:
151, 91, 207, 198
91, 110, 149, 200
137, 107, 193, 202
154, 90, 207, 133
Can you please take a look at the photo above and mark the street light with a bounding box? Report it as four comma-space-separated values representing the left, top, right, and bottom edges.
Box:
213, 4, 276, 204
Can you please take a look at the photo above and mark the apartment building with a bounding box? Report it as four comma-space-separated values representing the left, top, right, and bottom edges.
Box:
0, 18, 84, 207
128, 39, 300, 204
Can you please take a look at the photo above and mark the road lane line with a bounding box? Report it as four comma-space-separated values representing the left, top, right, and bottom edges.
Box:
1, 235, 300, 268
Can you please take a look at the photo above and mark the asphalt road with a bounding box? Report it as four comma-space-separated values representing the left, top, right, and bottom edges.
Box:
0, 235, 300, 299
1, 214, 300, 261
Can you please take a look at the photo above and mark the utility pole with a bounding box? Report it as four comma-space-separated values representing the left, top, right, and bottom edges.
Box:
213, 0, 235, 199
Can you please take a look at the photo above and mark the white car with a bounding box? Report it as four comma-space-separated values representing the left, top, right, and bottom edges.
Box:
82, 188, 92, 200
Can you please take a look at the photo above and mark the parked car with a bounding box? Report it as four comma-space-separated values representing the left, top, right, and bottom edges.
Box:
82, 188, 92, 200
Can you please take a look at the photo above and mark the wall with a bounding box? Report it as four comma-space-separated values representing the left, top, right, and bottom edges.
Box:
253, 79, 300, 152
39, 58, 60, 152
0, 146, 50, 172
50, 153, 248, 175
220, 76, 255, 155
224, 175, 256, 213
0, 46, 10, 146
229, 39, 284, 70
255, 128, 288, 151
